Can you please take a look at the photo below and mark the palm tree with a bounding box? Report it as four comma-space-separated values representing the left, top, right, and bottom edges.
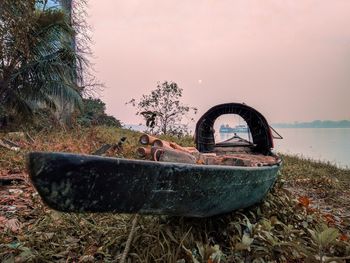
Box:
0, 0, 83, 123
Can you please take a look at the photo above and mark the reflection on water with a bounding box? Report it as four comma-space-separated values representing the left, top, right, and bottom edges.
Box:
216, 128, 350, 168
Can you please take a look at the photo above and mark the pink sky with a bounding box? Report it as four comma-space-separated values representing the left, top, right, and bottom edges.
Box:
87, 0, 350, 125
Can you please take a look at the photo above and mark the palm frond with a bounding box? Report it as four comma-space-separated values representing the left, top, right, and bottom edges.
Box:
1, 1, 84, 122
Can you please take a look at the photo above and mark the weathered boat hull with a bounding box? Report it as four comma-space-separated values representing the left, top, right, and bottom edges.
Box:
28, 152, 280, 218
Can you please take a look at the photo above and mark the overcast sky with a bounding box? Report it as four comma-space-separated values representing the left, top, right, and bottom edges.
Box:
87, 0, 350, 124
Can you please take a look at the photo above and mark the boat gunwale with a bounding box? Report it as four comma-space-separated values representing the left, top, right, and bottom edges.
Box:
28, 151, 282, 172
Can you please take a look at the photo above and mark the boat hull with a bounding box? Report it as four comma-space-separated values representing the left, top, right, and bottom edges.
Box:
28, 152, 280, 217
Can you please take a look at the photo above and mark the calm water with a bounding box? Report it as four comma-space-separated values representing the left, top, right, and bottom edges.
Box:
216, 128, 350, 168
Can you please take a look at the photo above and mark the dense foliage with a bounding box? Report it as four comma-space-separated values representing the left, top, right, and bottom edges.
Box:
77, 97, 122, 128
128, 81, 197, 136
0, 0, 101, 129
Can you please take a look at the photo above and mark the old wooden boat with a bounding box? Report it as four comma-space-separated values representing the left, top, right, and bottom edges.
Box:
28, 103, 281, 217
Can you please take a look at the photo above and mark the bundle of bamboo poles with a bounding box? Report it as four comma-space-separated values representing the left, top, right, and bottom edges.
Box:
137, 134, 198, 164
136, 134, 278, 167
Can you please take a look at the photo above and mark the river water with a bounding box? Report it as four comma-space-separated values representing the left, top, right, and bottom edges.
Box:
216, 128, 350, 168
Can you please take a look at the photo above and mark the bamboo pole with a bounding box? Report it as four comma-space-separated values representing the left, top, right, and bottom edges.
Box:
136, 147, 151, 158
151, 147, 197, 164
139, 134, 158, 145
152, 139, 173, 149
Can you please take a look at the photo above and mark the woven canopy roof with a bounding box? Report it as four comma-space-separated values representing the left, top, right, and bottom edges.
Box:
195, 103, 273, 154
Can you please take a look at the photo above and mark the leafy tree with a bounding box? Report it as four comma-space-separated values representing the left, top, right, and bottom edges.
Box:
77, 97, 122, 127
128, 81, 197, 136
0, 0, 92, 126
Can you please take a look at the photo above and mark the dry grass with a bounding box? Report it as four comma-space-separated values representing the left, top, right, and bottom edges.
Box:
0, 127, 349, 262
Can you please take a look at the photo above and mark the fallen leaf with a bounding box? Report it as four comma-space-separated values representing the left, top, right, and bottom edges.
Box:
323, 214, 335, 226
339, 234, 349, 242
79, 255, 95, 262
0, 215, 7, 224
5, 218, 22, 233
298, 196, 311, 208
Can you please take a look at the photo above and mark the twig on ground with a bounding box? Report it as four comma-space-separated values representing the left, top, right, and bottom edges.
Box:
119, 214, 139, 263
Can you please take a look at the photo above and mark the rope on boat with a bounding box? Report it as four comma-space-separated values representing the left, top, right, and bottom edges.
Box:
119, 214, 139, 263
269, 125, 283, 139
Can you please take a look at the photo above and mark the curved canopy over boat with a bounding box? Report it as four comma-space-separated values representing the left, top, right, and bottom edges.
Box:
195, 103, 273, 154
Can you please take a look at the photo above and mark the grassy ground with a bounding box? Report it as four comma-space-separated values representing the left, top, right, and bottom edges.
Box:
0, 127, 349, 262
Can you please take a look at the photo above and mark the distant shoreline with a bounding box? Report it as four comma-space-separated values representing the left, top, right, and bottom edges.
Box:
272, 120, 350, 129
272, 126, 350, 129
